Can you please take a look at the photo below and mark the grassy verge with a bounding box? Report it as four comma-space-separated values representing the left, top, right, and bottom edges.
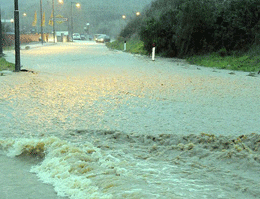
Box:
106, 39, 148, 55
0, 57, 15, 71
107, 38, 260, 73
186, 45, 260, 72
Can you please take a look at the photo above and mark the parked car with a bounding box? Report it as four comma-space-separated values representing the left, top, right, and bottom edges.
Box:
80, 34, 86, 40
72, 33, 81, 40
96, 35, 110, 43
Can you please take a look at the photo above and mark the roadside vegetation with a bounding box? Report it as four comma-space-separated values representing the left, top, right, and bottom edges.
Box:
187, 45, 260, 72
0, 22, 16, 72
107, 0, 260, 72
0, 58, 15, 71
106, 37, 147, 55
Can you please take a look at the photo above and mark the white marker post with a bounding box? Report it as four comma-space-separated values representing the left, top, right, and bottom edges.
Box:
152, 45, 155, 61
124, 40, 126, 51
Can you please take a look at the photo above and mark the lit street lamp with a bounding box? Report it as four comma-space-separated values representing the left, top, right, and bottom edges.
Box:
121, 15, 126, 30
21, 12, 27, 34
70, 2, 80, 41
49, 0, 64, 43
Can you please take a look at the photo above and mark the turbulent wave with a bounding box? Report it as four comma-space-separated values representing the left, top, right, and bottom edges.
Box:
71, 130, 260, 165
0, 131, 260, 199
0, 137, 115, 198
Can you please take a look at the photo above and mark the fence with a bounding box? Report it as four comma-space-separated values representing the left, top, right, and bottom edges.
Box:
2, 33, 43, 46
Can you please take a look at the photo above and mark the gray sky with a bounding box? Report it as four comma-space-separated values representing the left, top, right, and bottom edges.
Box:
1, 0, 153, 36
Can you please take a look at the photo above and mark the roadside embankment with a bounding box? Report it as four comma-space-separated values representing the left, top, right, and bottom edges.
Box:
107, 39, 260, 73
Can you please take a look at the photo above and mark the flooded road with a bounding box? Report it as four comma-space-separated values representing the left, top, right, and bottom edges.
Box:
1, 41, 260, 198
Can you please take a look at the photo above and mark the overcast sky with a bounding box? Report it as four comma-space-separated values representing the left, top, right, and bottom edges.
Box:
1, 0, 153, 20
0, 0, 153, 10
1, 0, 154, 36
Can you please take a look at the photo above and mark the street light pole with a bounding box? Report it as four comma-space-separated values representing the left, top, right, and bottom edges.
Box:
70, 2, 73, 41
52, 0, 56, 43
22, 13, 27, 34
122, 15, 126, 30
70, 2, 80, 42
0, 7, 3, 57
40, 0, 43, 45
14, 0, 20, 72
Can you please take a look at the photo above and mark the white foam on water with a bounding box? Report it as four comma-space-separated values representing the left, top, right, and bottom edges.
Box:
1, 133, 259, 199
1, 136, 168, 199
0, 155, 67, 199
0, 137, 113, 199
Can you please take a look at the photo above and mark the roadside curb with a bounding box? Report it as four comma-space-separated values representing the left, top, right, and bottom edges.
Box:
0, 70, 13, 76
20, 42, 57, 50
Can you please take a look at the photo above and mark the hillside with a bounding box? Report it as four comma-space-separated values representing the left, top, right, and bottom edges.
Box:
119, 0, 260, 58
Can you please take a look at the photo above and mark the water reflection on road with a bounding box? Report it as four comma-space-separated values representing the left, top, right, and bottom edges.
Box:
1, 41, 260, 198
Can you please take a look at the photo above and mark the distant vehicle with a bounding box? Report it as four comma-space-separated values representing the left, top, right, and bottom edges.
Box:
96, 35, 110, 43
94, 34, 106, 42
72, 33, 81, 40
88, 35, 93, 40
80, 34, 86, 40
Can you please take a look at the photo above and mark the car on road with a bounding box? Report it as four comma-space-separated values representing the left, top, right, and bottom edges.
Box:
96, 35, 110, 43
73, 33, 81, 40
94, 34, 106, 42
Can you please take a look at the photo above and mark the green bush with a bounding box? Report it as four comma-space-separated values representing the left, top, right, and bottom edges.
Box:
123, 0, 260, 58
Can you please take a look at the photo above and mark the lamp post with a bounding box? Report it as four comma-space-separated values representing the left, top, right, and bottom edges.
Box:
40, 0, 44, 45
49, 0, 63, 43
70, 2, 80, 41
122, 15, 126, 30
52, 0, 56, 43
0, 7, 3, 57
14, 0, 20, 71
22, 12, 27, 34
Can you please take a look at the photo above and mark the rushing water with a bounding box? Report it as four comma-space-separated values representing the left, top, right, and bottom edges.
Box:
1, 42, 260, 198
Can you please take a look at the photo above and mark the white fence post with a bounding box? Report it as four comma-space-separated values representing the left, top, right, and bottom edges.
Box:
124, 40, 126, 51
152, 46, 155, 61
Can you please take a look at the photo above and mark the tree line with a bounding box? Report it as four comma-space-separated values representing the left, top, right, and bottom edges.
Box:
120, 0, 260, 57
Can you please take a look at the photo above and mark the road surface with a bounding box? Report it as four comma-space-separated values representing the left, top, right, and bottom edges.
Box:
1, 41, 260, 199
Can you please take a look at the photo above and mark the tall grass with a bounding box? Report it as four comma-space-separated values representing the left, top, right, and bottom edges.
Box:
106, 39, 147, 55
186, 46, 260, 72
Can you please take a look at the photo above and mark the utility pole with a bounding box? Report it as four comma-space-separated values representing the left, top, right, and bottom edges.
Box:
70, 2, 73, 41
40, 0, 43, 45
52, 0, 55, 43
14, 0, 21, 72
0, 7, 3, 57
